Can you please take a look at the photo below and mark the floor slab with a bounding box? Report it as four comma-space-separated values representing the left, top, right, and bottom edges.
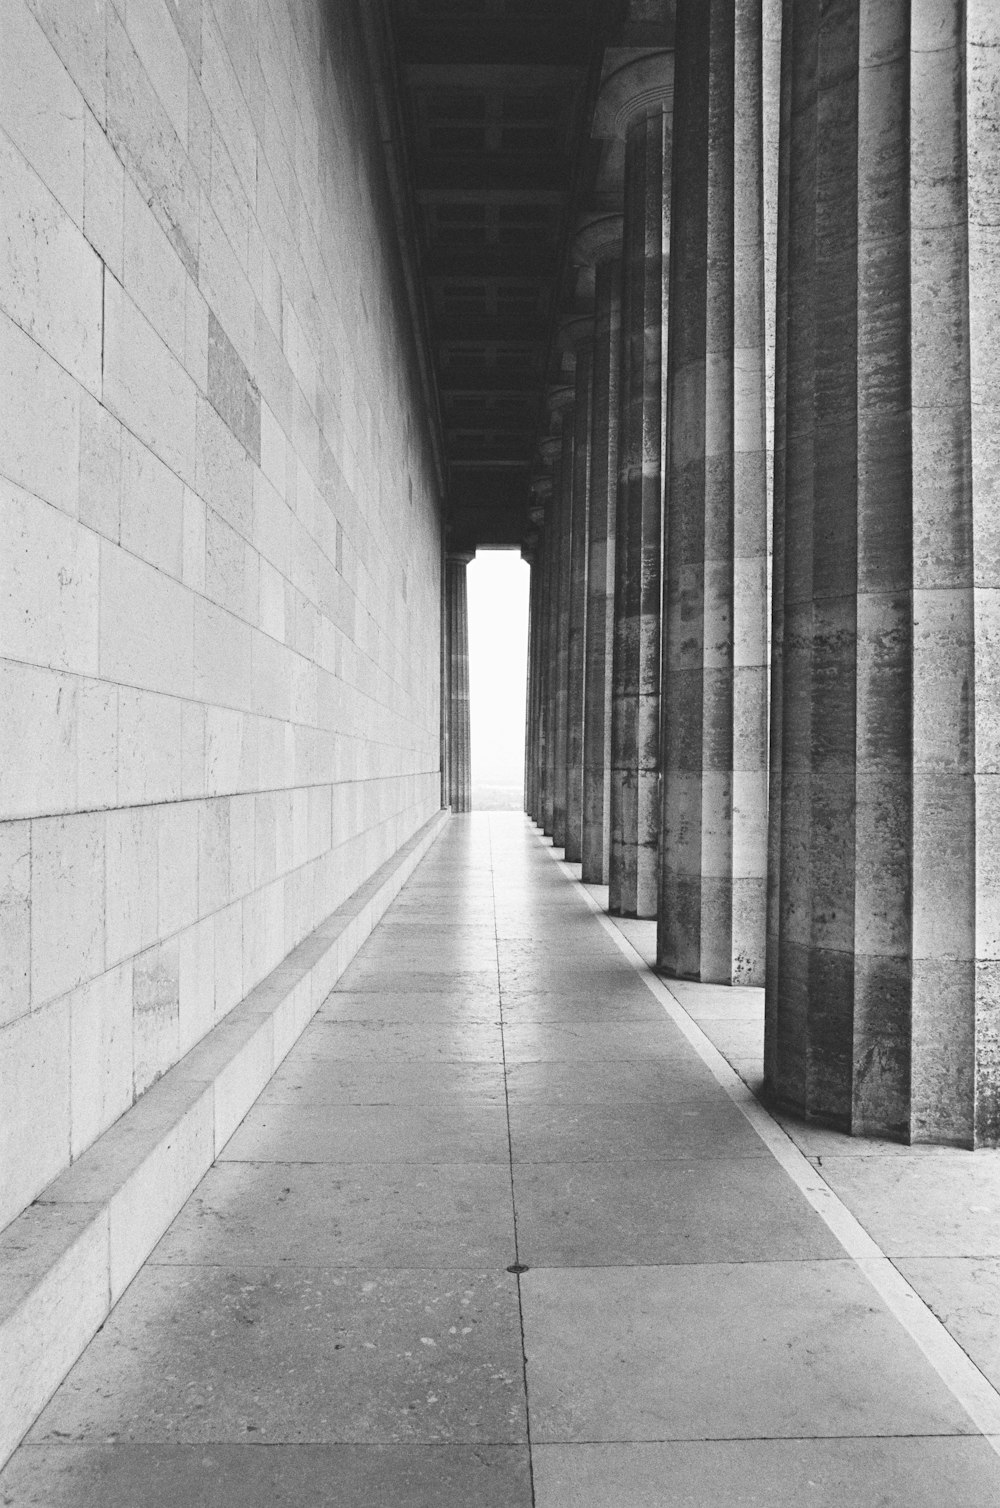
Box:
521, 1261, 976, 1442
257, 1057, 507, 1106
220, 1100, 511, 1164
514, 1158, 844, 1265
28, 1266, 527, 1446
150, 1161, 517, 1268
533, 1438, 1000, 1508
507, 1098, 769, 1163
0, 1443, 533, 1508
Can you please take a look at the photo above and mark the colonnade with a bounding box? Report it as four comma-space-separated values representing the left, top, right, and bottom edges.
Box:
523, 0, 1000, 1147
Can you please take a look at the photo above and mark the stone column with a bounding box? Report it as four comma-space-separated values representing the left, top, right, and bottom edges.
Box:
575, 214, 624, 885
524, 481, 549, 825
522, 530, 540, 821
444, 550, 473, 814
561, 313, 595, 865
766, 2, 1000, 1145
538, 436, 562, 838
595, 53, 674, 917
549, 385, 576, 851
658, 0, 769, 984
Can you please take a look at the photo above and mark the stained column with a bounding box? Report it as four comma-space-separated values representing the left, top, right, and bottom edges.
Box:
561, 313, 595, 865
575, 214, 624, 886
766, 2, 1000, 1145
595, 54, 673, 918
658, 0, 769, 983
444, 550, 473, 814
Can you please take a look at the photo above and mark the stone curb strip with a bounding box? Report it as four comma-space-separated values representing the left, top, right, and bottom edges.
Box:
0, 809, 449, 1470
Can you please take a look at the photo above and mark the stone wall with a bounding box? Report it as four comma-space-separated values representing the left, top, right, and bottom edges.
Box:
0, 0, 443, 1232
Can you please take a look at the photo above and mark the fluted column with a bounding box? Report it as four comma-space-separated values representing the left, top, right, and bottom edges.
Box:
658, 0, 769, 983
549, 385, 576, 850
523, 527, 541, 820
444, 550, 473, 814
538, 436, 562, 838
595, 53, 673, 917
576, 214, 624, 885
766, 2, 1000, 1145
561, 313, 595, 865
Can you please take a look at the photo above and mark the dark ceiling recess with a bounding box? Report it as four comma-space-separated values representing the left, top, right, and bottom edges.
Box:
392, 0, 617, 551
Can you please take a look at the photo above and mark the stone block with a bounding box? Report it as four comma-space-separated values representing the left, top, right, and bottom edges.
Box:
78, 392, 123, 543
132, 938, 181, 1095
105, 805, 160, 969
198, 797, 231, 915
83, 113, 124, 279
0, 131, 103, 392
103, 274, 197, 486
195, 396, 253, 540
181, 485, 207, 593
122, 0, 190, 146
0, 823, 31, 1029
0, 483, 100, 676
197, 193, 253, 371
0, 1, 87, 225
105, 6, 199, 276
214, 900, 244, 1018
213, 1016, 274, 1151
181, 700, 207, 798
158, 801, 200, 939
120, 430, 185, 580
107, 1084, 214, 1301
205, 507, 258, 621
208, 310, 261, 461
229, 793, 256, 899
0, 663, 76, 822
69, 960, 134, 1157
24, 0, 107, 128
0, 315, 80, 518
178, 912, 215, 1052
0, 1204, 109, 1471
192, 596, 252, 709
184, 277, 210, 391
99, 539, 194, 698
122, 178, 188, 365
201, 11, 257, 200
0, 999, 71, 1230
118, 688, 184, 807
30, 813, 105, 1007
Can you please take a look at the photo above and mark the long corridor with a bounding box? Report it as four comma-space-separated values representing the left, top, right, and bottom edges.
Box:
4, 815, 1000, 1505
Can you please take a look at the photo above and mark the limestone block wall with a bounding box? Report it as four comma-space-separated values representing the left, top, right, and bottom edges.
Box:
0, 0, 443, 1232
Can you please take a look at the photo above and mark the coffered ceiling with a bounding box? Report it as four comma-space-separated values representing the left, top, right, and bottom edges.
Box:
391, 0, 616, 550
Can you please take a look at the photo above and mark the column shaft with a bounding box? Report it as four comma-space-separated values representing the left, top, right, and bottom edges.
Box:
444, 554, 472, 813
766, 0, 1000, 1145
658, 0, 769, 983
552, 398, 576, 850
583, 253, 623, 883
565, 341, 593, 863
610, 100, 671, 917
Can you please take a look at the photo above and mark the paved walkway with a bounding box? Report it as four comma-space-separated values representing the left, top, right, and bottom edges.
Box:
4, 814, 1000, 1505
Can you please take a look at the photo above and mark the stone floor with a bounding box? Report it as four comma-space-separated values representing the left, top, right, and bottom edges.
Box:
4, 812, 1000, 1505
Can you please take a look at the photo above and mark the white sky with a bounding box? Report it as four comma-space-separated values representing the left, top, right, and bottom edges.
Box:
467, 549, 529, 793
